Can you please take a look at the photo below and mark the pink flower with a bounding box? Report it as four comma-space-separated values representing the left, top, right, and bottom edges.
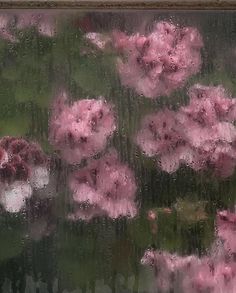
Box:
159, 144, 202, 173
0, 136, 49, 213
183, 84, 235, 125
0, 14, 18, 42
141, 249, 201, 292
140, 248, 157, 266
112, 21, 203, 98
0, 12, 58, 42
177, 84, 236, 146
135, 109, 202, 173
182, 259, 236, 293
216, 210, 236, 254
178, 84, 236, 177
0, 136, 48, 183
0, 181, 32, 213
68, 205, 105, 221
147, 209, 157, 221
141, 248, 236, 293
141, 208, 236, 293
214, 262, 236, 292
136, 84, 236, 177
141, 250, 176, 292
136, 109, 181, 157
68, 149, 137, 220
163, 208, 172, 214
182, 259, 215, 293
85, 32, 111, 50
49, 93, 116, 164
16, 12, 57, 37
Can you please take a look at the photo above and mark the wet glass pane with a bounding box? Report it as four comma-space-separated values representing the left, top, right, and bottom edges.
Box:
0, 9, 236, 293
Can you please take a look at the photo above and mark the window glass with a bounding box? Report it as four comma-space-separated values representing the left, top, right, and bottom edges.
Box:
0, 10, 235, 293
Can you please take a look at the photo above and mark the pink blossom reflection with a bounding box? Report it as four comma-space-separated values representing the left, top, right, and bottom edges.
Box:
68, 149, 137, 220
49, 92, 116, 164
0, 136, 49, 213
136, 84, 236, 178
113, 21, 203, 98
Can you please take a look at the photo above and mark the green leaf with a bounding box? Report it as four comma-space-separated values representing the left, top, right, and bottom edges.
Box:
128, 216, 152, 249
72, 55, 116, 96
0, 221, 24, 262
0, 112, 30, 136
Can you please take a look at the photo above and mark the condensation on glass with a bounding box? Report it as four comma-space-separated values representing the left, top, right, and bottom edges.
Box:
0, 6, 235, 293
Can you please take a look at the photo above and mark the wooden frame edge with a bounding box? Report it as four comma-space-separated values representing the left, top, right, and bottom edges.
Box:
1, 0, 236, 10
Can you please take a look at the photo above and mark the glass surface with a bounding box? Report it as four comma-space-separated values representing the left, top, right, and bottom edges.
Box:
0, 10, 236, 293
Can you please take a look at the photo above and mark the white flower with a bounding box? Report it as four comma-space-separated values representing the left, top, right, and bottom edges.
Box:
30, 166, 49, 189
85, 32, 110, 50
0, 148, 8, 167
0, 181, 32, 213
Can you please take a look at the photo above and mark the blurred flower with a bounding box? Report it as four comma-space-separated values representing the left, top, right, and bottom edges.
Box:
30, 166, 49, 189
182, 259, 216, 293
182, 258, 236, 293
49, 92, 116, 164
163, 208, 172, 214
0, 12, 58, 42
85, 32, 111, 50
136, 84, 236, 178
26, 217, 56, 242
177, 84, 236, 178
147, 209, 157, 221
76, 14, 94, 32
0, 180, 32, 213
136, 107, 201, 173
174, 198, 208, 224
141, 247, 236, 293
136, 109, 180, 157
141, 209, 236, 293
0, 136, 49, 213
0, 14, 17, 42
112, 21, 203, 98
216, 210, 236, 254
68, 205, 105, 221
68, 149, 137, 220
141, 248, 201, 292
147, 209, 158, 235
16, 12, 57, 37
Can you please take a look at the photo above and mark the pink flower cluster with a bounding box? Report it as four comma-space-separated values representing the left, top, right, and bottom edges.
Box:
136, 84, 236, 178
141, 210, 236, 293
68, 149, 137, 220
112, 21, 203, 98
216, 210, 236, 254
0, 136, 49, 213
49, 93, 116, 164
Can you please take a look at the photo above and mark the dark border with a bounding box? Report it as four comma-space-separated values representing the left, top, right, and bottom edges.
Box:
1, 0, 236, 10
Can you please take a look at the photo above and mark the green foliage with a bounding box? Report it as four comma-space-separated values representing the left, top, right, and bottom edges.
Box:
128, 216, 153, 249
0, 113, 30, 136
174, 198, 208, 224
0, 217, 24, 262
57, 221, 129, 289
